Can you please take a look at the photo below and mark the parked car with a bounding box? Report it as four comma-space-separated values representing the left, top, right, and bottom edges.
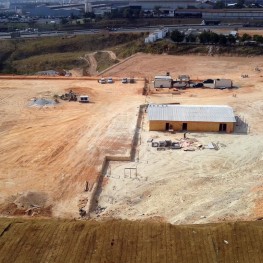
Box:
193, 83, 204, 88
99, 78, 106, 84
129, 78, 135, 83
107, 77, 113, 83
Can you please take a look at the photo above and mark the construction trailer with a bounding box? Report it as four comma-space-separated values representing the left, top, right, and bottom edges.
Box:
148, 104, 236, 133
172, 75, 190, 88
203, 79, 232, 89
172, 81, 187, 88
79, 95, 89, 103
178, 75, 190, 82
154, 75, 173, 88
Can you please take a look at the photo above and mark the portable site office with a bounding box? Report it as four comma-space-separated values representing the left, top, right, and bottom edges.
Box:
154, 76, 172, 88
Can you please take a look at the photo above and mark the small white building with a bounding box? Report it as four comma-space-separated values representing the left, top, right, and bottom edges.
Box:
154, 75, 172, 88
203, 79, 232, 89
145, 28, 168, 43
145, 33, 157, 43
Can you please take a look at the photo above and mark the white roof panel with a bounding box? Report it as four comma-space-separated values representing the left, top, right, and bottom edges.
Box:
148, 104, 236, 123
154, 76, 172, 80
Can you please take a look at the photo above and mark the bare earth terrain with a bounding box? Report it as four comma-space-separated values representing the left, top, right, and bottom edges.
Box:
99, 54, 263, 224
0, 79, 144, 217
0, 54, 263, 224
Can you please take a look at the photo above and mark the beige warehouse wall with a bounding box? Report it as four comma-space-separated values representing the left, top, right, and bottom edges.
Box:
149, 121, 234, 133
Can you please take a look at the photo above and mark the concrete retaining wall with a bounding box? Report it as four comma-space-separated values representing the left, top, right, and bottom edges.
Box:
87, 105, 146, 215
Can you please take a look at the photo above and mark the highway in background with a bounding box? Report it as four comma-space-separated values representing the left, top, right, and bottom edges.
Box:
0, 24, 249, 40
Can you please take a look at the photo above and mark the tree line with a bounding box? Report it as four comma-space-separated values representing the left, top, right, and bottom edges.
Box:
170, 30, 263, 45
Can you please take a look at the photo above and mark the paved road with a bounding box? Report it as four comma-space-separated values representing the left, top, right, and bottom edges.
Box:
0, 24, 252, 40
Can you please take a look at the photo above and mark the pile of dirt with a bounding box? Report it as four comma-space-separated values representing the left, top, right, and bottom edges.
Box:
0, 192, 51, 217
14, 191, 48, 209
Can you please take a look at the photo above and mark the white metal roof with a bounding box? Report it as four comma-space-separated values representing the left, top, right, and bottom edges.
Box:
154, 76, 172, 80
148, 104, 236, 123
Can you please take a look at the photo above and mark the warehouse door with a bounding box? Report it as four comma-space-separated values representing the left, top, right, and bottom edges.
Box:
165, 123, 170, 130
219, 123, 227, 132
182, 123, 188, 131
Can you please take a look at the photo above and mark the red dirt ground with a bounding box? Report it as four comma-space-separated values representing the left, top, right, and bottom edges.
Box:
0, 79, 144, 218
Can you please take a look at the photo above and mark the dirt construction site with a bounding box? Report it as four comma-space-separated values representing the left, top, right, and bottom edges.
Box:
0, 54, 263, 224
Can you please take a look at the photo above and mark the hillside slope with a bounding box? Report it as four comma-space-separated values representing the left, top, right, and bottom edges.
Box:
0, 218, 263, 263
0, 33, 143, 74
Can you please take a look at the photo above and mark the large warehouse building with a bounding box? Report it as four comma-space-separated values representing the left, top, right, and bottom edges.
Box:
148, 104, 236, 133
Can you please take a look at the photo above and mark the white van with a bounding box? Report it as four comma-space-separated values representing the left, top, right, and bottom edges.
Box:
79, 95, 89, 103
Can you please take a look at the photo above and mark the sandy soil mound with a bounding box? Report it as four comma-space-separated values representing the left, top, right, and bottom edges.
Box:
14, 191, 49, 209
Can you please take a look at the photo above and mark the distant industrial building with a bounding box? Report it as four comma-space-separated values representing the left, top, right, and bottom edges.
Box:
148, 104, 236, 133
129, 0, 212, 10
8, 2, 82, 16
203, 9, 263, 20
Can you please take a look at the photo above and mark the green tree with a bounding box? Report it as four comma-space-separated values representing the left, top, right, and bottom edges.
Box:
170, 30, 185, 42
210, 32, 219, 44
185, 34, 197, 43
236, 0, 245, 8
218, 34, 227, 45
214, 1, 226, 9
199, 31, 211, 43
199, 31, 221, 44
241, 33, 252, 42
228, 34, 236, 44
253, 34, 263, 43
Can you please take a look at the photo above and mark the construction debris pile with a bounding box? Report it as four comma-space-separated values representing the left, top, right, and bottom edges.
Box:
151, 138, 219, 151
29, 98, 57, 107
60, 90, 77, 101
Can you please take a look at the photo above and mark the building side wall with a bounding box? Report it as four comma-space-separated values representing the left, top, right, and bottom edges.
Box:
130, 2, 198, 9
154, 79, 172, 88
149, 121, 234, 133
215, 79, 232, 88
203, 11, 263, 20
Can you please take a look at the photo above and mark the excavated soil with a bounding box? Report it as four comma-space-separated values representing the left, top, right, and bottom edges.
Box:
1, 54, 263, 223
0, 78, 144, 218
96, 54, 263, 224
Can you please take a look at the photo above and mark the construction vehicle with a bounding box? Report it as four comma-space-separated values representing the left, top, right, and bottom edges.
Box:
60, 90, 77, 101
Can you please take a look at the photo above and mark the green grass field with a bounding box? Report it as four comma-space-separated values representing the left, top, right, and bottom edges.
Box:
0, 218, 262, 263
